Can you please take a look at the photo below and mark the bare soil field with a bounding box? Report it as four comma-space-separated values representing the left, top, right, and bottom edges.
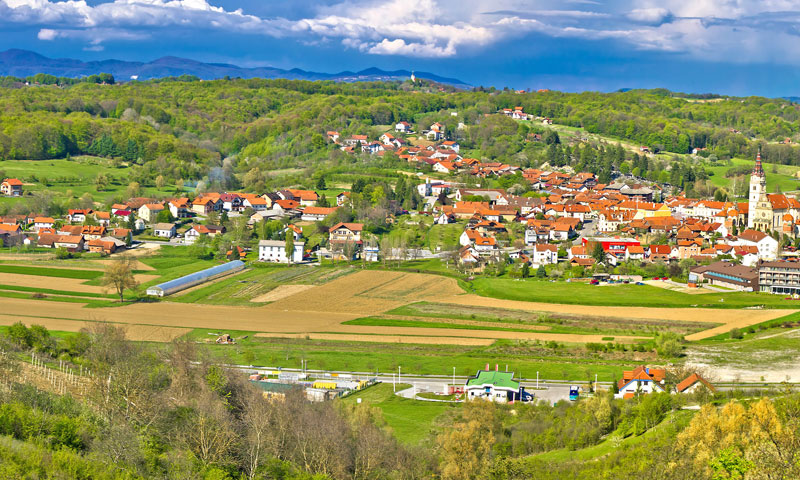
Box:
1, 270, 793, 344
0, 272, 105, 293
250, 284, 314, 303
254, 333, 494, 346
266, 270, 461, 315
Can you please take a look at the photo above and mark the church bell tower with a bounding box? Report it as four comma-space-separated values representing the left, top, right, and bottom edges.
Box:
748, 151, 766, 229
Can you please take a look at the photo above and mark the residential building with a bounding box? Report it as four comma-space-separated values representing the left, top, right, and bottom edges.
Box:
258, 239, 305, 263
733, 229, 779, 260
138, 203, 165, 223
675, 373, 716, 394
153, 223, 177, 238
301, 206, 337, 222
533, 244, 558, 265
329, 222, 363, 244
0, 178, 23, 196
615, 366, 667, 399
169, 198, 192, 218
33, 216, 55, 231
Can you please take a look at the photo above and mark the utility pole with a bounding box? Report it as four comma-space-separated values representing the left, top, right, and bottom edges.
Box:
595, 373, 598, 393
453, 366, 456, 393
398, 366, 401, 385
536, 371, 539, 389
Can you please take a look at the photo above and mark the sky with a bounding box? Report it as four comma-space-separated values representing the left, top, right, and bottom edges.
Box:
1, 0, 800, 96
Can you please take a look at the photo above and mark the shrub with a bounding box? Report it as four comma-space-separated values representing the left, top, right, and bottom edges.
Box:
729, 328, 743, 339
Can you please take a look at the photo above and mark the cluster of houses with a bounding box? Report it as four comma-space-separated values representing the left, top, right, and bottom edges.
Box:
0, 184, 368, 263
614, 365, 715, 399
462, 363, 715, 404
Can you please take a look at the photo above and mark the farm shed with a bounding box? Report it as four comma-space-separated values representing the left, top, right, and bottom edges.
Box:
146, 260, 245, 297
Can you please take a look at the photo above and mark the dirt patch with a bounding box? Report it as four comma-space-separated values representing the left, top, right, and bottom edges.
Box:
255, 332, 494, 346
250, 284, 314, 303
0, 272, 105, 294
643, 280, 722, 295
133, 274, 160, 284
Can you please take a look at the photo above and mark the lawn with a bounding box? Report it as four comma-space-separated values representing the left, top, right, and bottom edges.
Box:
339, 383, 456, 444
196, 334, 632, 381
0, 265, 103, 280
470, 278, 798, 309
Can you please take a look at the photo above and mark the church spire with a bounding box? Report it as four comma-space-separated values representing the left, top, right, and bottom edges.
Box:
753, 150, 765, 177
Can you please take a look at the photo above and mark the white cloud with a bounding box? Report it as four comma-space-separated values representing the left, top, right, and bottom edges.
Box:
627, 7, 670, 23
37, 28, 57, 40
5, 0, 800, 62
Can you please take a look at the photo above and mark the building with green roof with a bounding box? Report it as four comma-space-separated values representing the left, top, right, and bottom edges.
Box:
465, 369, 522, 403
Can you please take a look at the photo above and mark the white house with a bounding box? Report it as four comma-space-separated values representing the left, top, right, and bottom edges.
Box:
33, 217, 55, 231
615, 366, 667, 399
258, 239, 304, 263
395, 121, 412, 133
733, 229, 779, 261
153, 223, 177, 238
533, 244, 558, 265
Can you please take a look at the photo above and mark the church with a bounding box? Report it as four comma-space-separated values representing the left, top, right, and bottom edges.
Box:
748, 152, 800, 236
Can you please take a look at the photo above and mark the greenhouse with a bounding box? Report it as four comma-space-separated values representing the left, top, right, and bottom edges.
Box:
145, 260, 245, 297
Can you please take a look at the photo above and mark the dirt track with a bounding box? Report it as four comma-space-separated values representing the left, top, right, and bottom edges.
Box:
255, 333, 494, 346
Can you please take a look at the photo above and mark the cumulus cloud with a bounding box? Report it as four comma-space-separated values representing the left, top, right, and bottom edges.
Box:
627, 7, 671, 24
4, 0, 800, 62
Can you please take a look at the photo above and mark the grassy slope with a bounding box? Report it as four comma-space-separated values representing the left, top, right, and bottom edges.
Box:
706, 157, 800, 194
339, 383, 455, 444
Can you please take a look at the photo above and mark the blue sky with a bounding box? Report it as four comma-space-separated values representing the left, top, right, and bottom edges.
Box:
1, 0, 800, 96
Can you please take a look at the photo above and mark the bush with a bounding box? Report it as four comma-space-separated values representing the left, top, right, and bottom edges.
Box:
729, 328, 744, 339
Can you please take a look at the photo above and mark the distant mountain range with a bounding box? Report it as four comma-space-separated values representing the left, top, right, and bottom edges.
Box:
0, 49, 471, 88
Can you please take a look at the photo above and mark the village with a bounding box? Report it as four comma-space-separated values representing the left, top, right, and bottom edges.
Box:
1, 135, 798, 298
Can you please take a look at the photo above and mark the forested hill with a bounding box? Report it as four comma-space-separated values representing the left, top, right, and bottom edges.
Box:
1, 78, 800, 189
0, 49, 470, 87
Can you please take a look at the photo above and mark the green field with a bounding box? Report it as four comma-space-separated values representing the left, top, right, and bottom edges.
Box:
339, 383, 455, 444
0, 264, 103, 280
706, 156, 800, 194
0, 157, 181, 206
470, 278, 798, 309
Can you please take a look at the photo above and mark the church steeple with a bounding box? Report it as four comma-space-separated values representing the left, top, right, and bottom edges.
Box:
753, 150, 765, 177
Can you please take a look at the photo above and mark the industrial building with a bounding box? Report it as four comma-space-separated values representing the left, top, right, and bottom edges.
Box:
146, 260, 245, 297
